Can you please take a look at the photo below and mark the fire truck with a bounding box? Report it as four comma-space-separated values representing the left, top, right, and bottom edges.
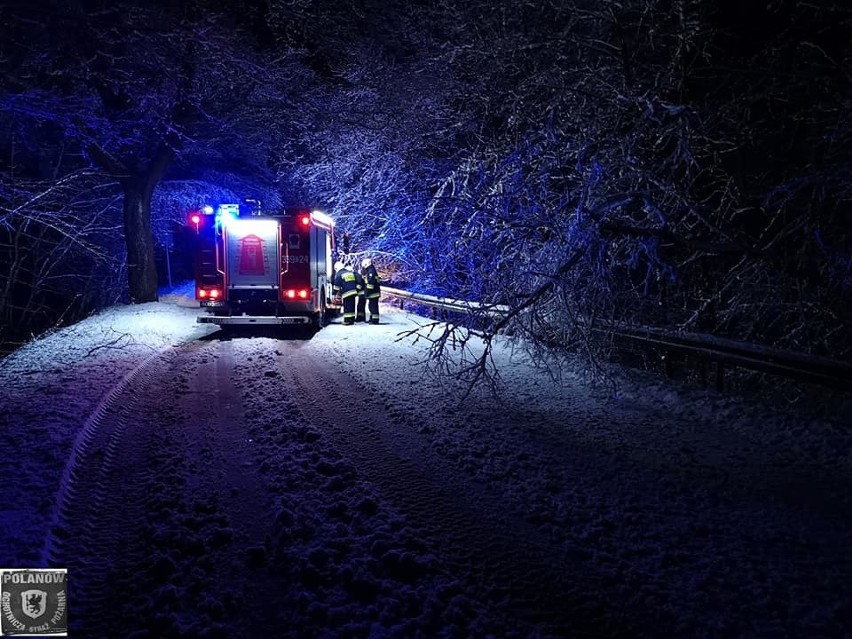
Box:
190, 203, 340, 327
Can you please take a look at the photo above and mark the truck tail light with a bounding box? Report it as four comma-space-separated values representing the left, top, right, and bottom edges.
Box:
198, 287, 222, 299
284, 289, 310, 299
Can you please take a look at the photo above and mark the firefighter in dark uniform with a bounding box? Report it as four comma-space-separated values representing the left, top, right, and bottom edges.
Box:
333, 260, 361, 325
355, 268, 367, 322
361, 258, 381, 324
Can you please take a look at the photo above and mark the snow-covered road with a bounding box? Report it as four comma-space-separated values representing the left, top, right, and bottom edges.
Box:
1, 288, 850, 638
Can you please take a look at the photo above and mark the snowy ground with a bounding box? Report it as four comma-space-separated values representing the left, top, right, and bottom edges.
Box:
0, 282, 850, 638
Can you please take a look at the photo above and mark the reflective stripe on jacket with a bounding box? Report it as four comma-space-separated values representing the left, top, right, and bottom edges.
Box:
333, 268, 361, 299
362, 264, 381, 299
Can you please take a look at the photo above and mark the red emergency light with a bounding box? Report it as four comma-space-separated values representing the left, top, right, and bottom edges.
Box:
189, 212, 202, 233
299, 214, 311, 227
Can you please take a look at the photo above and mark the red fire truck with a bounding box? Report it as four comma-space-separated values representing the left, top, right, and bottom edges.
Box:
191, 203, 339, 327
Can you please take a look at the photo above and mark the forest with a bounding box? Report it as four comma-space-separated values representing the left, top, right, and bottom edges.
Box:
1, 0, 849, 384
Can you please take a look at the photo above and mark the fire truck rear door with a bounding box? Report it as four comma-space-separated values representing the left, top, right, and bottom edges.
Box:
225, 219, 280, 289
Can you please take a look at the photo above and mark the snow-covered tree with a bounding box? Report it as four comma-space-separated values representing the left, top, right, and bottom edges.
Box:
269, 0, 850, 385
1, 0, 301, 303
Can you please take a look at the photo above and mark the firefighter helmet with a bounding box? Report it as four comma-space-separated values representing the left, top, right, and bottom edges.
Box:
361, 258, 371, 268
334, 260, 345, 271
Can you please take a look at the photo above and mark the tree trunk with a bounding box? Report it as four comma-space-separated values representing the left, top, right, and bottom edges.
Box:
87, 142, 174, 304
122, 177, 159, 303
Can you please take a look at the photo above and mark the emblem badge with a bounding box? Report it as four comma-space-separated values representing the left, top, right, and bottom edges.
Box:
20, 590, 47, 620
1, 569, 67, 636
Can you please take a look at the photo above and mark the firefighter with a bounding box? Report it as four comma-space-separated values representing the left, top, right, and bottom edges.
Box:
333, 260, 360, 325
361, 258, 381, 324
355, 267, 367, 322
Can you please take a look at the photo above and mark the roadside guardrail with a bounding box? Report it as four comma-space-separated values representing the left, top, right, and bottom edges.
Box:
381, 286, 852, 392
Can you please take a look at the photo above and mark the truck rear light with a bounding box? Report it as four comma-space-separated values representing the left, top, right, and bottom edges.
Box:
198, 288, 222, 299
299, 214, 311, 227
284, 289, 310, 299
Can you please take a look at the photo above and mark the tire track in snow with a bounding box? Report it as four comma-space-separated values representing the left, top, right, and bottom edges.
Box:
46, 346, 180, 637
280, 340, 637, 638
169, 337, 295, 638
41, 349, 167, 566
227, 338, 547, 638
48, 339, 290, 637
